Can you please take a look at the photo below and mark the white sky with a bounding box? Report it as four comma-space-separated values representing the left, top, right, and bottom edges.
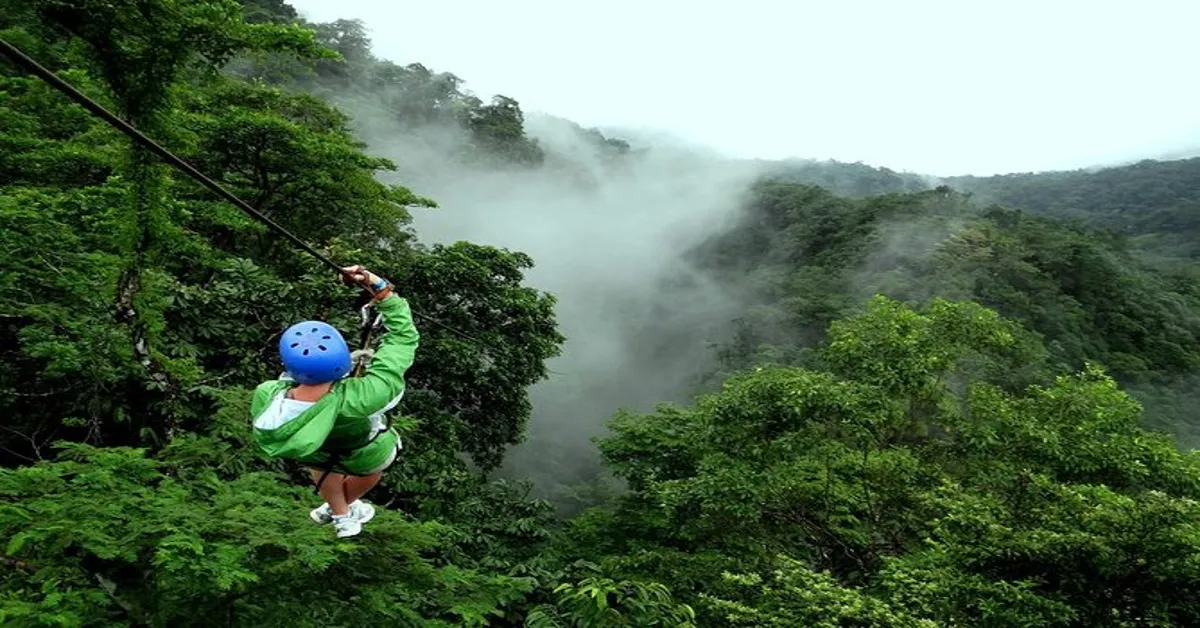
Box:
287, 0, 1200, 177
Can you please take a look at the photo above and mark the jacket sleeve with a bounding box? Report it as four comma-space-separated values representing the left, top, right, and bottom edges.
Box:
337, 293, 420, 417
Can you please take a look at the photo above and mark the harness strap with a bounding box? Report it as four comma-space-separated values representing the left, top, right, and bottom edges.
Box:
312, 456, 341, 495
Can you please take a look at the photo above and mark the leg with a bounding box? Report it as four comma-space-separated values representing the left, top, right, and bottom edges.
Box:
344, 472, 383, 504
344, 445, 396, 505
309, 468, 350, 515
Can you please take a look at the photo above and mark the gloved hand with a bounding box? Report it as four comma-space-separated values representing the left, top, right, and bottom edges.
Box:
350, 348, 375, 376
341, 265, 393, 300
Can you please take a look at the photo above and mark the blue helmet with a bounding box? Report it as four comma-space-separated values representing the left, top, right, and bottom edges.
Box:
279, 321, 352, 385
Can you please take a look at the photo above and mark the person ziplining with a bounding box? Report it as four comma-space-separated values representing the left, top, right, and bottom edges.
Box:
251, 266, 419, 538
0, 38, 486, 539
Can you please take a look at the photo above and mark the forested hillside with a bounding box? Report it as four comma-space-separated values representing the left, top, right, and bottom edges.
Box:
4, 1, 1200, 626
945, 159, 1200, 260
690, 181, 1200, 443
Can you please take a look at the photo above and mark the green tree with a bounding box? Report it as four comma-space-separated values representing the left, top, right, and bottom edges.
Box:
0, 443, 535, 626
701, 556, 935, 627
3, 0, 331, 447
466, 95, 545, 166
525, 574, 696, 628
2, 6, 570, 623
568, 296, 1200, 625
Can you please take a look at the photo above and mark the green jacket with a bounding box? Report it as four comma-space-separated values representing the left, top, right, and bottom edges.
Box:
250, 294, 419, 475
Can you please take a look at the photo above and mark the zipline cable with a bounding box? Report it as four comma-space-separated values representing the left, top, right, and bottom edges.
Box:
0, 37, 486, 347
0, 37, 344, 274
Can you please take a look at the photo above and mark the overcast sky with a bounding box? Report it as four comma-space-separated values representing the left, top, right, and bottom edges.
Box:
287, 0, 1200, 177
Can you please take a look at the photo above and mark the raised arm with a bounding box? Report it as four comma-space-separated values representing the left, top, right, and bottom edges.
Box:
336, 267, 420, 416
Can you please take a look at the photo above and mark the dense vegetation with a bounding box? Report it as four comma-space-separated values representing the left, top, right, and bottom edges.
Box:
3, 1, 1200, 625
693, 180, 1200, 442
946, 159, 1200, 260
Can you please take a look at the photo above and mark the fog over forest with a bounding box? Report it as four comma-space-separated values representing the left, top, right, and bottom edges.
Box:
6, 1, 1200, 625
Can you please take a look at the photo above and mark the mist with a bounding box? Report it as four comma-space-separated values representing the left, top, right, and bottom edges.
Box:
325, 94, 768, 498
279, 5, 1200, 507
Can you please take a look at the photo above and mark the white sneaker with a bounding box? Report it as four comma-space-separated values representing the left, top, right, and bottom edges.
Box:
311, 500, 374, 525
332, 514, 362, 538
350, 500, 375, 524
310, 503, 333, 525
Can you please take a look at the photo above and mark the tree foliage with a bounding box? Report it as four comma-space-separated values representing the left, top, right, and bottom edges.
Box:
567, 297, 1200, 626
1, 443, 536, 626
946, 158, 1200, 259
693, 180, 1200, 434
5, 0, 1200, 625
1, 2, 569, 624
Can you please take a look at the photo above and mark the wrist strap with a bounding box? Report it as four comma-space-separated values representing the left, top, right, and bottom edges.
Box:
371, 283, 394, 301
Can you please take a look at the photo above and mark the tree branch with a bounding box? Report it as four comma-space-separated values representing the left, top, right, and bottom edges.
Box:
0, 424, 54, 461
0, 445, 37, 464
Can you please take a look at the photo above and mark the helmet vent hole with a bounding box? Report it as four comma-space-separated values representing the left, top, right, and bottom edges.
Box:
318, 345, 327, 351
302, 349, 310, 356
311, 327, 319, 333
295, 331, 302, 336
322, 335, 331, 340
290, 343, 299, 348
